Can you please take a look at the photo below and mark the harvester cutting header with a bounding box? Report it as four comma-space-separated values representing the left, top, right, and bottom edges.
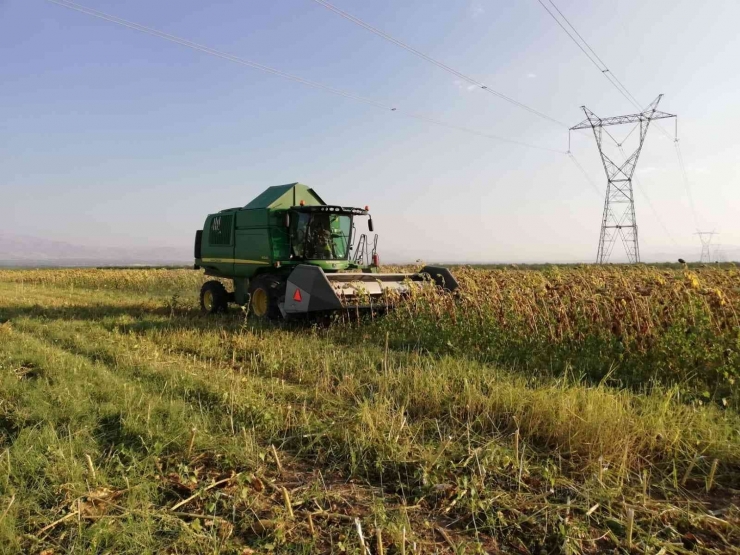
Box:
193, 183, 457, 318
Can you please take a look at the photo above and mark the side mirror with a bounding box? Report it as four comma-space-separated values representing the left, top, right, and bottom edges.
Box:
368, 218, 374, 232
284, 212, 291, 228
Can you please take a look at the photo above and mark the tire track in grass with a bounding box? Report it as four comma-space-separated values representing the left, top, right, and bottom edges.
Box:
11, 315, 502, 529
0, 327, 257, 551
11, 317, 368, 466
3, 323, 474, 552
0, 326, 254, 467
2, 326, 394, 554
14, 311, 450, 484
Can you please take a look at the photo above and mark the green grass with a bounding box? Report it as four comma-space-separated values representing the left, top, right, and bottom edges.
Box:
0, 270, 739, 554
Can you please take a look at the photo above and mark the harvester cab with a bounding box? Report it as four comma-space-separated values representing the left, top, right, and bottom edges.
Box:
287, 204, 373, 264
194, 183, 457, 318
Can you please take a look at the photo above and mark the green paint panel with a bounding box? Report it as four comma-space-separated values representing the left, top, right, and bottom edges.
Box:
236, 209, 268, 228
233, 229, 271, 277
243, 183, 325, 210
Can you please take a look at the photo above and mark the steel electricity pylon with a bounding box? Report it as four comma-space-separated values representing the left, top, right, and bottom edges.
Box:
571, 95, 676, 263
695, 231, 718, 263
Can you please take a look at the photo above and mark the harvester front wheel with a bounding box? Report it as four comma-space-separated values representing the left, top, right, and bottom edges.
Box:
248, 276, 282, 320
200, 281, 228, 314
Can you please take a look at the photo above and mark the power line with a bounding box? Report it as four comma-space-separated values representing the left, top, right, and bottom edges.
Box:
619, 146, 679, 247
45, 0, 387, 109
547, 0, 698, 229
675, 139, 701, 228
397, 111, 563, 152
543, 0, 643, 109
309, 0, 608, 200
535, 0, 642, 111
45, 0, 604, 208
309, 0, 568, 128
537, 0, 675, 145
308, 0, 614, 212
308, 0, 701, 258
44, 0, 564, 154
567, 152, 602, 198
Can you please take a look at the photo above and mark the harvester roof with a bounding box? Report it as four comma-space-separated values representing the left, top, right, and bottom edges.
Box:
244, 183, 325, 210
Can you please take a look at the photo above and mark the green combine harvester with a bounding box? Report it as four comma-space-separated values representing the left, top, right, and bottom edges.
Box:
193, 183, 457, 318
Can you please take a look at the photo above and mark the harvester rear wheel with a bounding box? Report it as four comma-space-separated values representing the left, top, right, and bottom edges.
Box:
200, 280, 228, 314
248, 275, 283, 320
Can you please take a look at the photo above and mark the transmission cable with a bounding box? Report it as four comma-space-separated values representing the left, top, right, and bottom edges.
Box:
542, 0, 642, 109
616, 146, 679, 247
540, 0, 700, 238
44, 0, 564, 154
633, 180, 679, 248
538, 0, 674, 144
535, 0, 642, 112
567, 152, 602, 199
309, 0, 671, 214
309, 0, 568, 128
309, 0, 608, 199
674, 140, 701, 228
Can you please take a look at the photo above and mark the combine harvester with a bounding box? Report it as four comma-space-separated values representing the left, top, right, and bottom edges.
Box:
193, 183, 457, 318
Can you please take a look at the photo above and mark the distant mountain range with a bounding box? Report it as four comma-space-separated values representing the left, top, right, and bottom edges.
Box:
0, 233, 736, 267
0, 233, 191, 267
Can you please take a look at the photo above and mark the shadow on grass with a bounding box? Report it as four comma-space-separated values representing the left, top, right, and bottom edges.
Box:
0, 415, 21, 446
95, 412, 150, 456
0, 302, 344, 337
0, 302, 178, 323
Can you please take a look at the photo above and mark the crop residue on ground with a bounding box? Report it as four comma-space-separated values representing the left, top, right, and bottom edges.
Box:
0, 266, 738, 553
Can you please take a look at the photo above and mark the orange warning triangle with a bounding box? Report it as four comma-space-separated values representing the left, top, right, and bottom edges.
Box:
293, 288, 303, 302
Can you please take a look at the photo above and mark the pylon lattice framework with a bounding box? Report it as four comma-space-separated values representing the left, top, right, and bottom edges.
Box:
571, 94, 676, 263
695, 231, 717, 263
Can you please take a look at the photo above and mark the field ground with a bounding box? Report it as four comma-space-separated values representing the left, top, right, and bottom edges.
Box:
0, 267, 738, 554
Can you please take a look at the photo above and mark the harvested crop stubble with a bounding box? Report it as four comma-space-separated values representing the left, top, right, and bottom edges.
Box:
0, 268, 739, 553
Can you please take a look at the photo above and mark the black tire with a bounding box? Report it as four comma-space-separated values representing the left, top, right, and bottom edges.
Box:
200, 280, 228, 314
248, 275, 284, 320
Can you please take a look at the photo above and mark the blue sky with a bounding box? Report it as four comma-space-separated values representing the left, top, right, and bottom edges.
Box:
2, 0, 738, 262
